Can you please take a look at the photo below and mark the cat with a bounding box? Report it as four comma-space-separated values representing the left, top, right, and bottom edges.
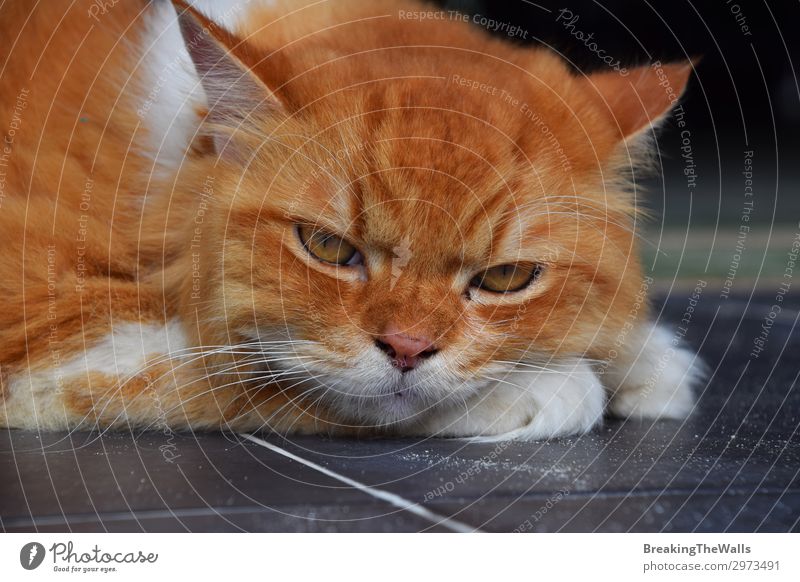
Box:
0, 0, 704, 440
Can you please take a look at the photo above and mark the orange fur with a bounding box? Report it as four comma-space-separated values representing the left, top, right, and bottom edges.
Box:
0, 0, 694, 437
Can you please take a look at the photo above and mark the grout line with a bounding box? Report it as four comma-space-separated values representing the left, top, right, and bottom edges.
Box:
241, 433, 481, 533
3, 506, 270, 528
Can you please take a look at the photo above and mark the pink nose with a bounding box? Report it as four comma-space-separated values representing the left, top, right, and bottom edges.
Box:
375, 324, 438, 372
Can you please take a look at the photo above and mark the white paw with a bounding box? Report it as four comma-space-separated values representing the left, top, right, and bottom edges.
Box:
605, 323, 704, 420
417, 360, 605, 441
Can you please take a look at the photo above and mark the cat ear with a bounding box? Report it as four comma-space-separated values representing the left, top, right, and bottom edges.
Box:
172, 0, 283, 157
586, 61, 695, 140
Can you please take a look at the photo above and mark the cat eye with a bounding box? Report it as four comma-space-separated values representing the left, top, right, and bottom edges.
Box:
471, 263, 542, 293
297, 225, 362, 266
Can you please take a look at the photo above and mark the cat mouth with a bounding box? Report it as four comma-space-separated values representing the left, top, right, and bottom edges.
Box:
304, 362, 467, 426
349, 380, 435, 426
387, 382, 418, 403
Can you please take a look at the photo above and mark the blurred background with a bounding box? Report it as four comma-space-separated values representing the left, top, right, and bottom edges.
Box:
437, 0, 800, 294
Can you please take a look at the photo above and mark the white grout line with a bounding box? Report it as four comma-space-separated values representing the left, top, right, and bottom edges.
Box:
241, 433, 481, 533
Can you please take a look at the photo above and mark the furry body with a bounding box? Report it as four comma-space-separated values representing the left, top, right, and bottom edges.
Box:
0, 0, 702, 439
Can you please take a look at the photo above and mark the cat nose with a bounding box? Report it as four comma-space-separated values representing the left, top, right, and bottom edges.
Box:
374, 324, 438, 372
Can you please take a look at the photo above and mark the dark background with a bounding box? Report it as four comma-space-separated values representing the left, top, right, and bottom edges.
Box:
434, 0, 800, 288
440, 0, 799, 143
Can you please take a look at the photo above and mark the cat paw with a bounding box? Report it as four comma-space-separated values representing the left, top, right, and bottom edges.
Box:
604, 323, 705, 420
416, 360, 605, 441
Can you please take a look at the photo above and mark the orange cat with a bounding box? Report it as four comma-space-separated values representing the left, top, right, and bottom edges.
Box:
0, 0, 703, 439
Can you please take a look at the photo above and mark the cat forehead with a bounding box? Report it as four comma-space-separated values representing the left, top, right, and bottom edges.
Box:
276, 133, 587, 241
285, 120, 561, 207
281, 170, 573, 264
252, 79, 618, 256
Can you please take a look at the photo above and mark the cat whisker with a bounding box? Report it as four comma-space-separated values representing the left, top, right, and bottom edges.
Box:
132, 367, 322, 435
238, 373, 335, 433
90, 354, 324, 434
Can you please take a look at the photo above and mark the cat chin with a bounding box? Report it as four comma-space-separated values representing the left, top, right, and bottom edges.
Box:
325, 376, 485, 430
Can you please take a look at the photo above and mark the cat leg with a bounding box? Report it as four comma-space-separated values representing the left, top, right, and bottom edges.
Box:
415, 359, 605, 441
602, 322, 704, 420
0, 320, 195, 431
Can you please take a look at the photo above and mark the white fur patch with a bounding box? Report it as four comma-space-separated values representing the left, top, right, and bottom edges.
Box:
134, 1, 275, 177
188, 0, 260, 31
135, 3, 205, 177
1, 320, 189, 430
604, 322, 704, 420
417, 360, 605, 441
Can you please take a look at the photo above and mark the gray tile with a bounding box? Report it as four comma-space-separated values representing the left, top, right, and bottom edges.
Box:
0, 431, 454, 532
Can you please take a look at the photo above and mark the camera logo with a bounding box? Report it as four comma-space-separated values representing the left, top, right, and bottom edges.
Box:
20, 542, 46, 570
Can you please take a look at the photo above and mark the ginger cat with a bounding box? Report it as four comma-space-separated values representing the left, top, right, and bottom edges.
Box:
0, 0, 703, 440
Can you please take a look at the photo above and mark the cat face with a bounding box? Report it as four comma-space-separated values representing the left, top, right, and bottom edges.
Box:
174, 3, 691, 430
224, 129, 566, 427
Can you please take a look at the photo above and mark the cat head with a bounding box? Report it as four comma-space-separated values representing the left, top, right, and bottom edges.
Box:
172, 1, 692, 429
